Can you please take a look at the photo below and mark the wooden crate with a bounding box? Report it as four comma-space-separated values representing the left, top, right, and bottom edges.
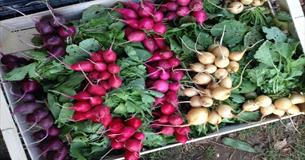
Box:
0, 0, 304, 160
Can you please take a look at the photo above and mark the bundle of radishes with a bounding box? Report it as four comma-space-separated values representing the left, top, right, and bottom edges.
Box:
227, 0, 266, 14
35, 14, 76, 58
0, 54, 29, 71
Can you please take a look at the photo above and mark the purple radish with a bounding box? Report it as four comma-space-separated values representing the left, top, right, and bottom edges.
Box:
58, 26, 76, 38
153, 23, 167, 35
48, 126, 60, 137
35, 21, 54, 35
38, 115, 54, 130
22, 80, 40, 93
14, 102, 44, 115
177, 7, 190, 16
143, 37, 158, 52
139, 18, 154, 30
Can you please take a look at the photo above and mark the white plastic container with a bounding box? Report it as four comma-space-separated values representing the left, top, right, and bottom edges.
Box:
0, 0, 304, 160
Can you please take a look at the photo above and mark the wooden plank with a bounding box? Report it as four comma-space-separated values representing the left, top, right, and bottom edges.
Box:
0, 87, 28, 160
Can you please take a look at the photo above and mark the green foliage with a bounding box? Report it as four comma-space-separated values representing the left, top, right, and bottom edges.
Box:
239, 7, 268, 26
222, 137, 257, 153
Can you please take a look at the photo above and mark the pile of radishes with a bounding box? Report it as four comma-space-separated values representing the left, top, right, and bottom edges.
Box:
35, 14, 76, 57
227, 0, 266, 14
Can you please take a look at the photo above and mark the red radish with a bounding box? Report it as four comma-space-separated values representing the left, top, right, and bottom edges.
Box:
158, 50, 173, 59
116, 135, 130, 142
189, 0, 203, 11
71, 101, 91, 112
150, 122, 162, 129
161, 103, 176, 115
177, 0, 191, 6
163, 2, 178, 11
124, 151, 139, 160
123, 19, 139, 29
175, 126, 190, 135
168, 115, 184, 125
103, 48, 117, 63
175, 133, 188, 144
116, 8, 138, 19
146, 53, 162, 63
99, 71, 111, 80
159, 70, 170, 80
89, 96, 103, 106
122, 1, 140, 10
125, 139, 142, 152
138, 3, 154, 17
169, 82, 180, 91
151, 80, 169, 93
88, 71, 100, 80
154, 96, 166, 106
108, 133, 118, 139
101, 113, 112, 128
127, 31, 146, 42
153, 23, 167, 35
22, 80, 40, 93
87, 84, 106, 96
109, 118, 125, 133
153, 35, 167, 49
147, 67, 161, 79
170, 70, 184, 81
165, 12, 177, 21
72, 112, 88, 121
126, 117, 142, 129
108, 75, 122, 88
125, 27, 133, 37
177, 7, 190, 16
58, 26, 76, 38
72, 91, 91, 100
153, 11, 164, 22
143, 37, 158, 52
99, 81, 111, 91
165, 91, 179, 104
133, 132, 145, 141
120, 127, 136, 138
155, 115, 169, 124
70, 61, 94, 72
94, 62, 107, 71
160, 126, 175, 136
90, 52, 104, 62
168, 57, 181, 68
158, 60, 172, 70
111, 139, 124, 149
107, 63, 121, 74
192, 10, 207, 25
139, 18, 154, 30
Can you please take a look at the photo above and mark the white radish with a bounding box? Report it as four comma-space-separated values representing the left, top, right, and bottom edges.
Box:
255, 95, 272, 107
190, 96, 202, 107
211, 86, 231, 101
214, 57, 230, 68
198, 52, 216, 65
190, 63, 205, 72
214, 69, 228, 80
273, 109, 285, 117
286, 104, 301, 115
260, 104, 275, 117
252, 0, 266, 7
290, 93, 305, 104
186, 107, 209, 125
200, 96, 214, 107
193, 73, 212, 85
243, 100, 260, 111
216, 104, 235, 118
220, 77, 232, 89
212, 45, 229, 57
226, 61, 240, 73
241, 0, 254, 5
274, 98, 292, 111
208, 44, 219, 52
229, 51, 245, 61
208, 111, 222, 125
184, 88, 198, 97
227, 2, 244, 14
204, 64, 217, 74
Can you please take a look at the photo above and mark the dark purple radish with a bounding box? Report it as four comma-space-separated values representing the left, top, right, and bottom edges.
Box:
26, 108, 49, 123
35, 20, 54, 35
22, 80, 40, 93
153, 22, 167, 35
48, 126, 60, 137
44, 35, 64, 46
38, 115, 54, 130
14, 102, 44, 115
58, 26, 76, 38
52, 146, 68, 160
33, 130, 47, 140
42, 138, 64, 153
139, 18, 154, 30
48, 46, 66, 58
47, 14, 67, 28
143, 37, 158, 52
15, 93, 35, 102
177, 7, 190, 16
0, 54, 20, 65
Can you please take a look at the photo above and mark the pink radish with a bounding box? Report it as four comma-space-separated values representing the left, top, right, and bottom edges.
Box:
169, 82, 180, 91
94, 62, 107, 71
155, 115, 169, 124
126, 117, 142, 129
72, 112, 88, 121
72, 91, 91, 100
158, 50, 173, 59
125, 139, 142, 152
163, 2, 178, 11
177, 7, 190, 16
90, 52, 103, 62
109, 118, 125, 133
177, 0, 191, 6
168, 115, 184, 125
107, 63, 121, 74
153, 11, 164, 22
133, 132, 145, 141
175, 133, 188, 144
153, 35, 167, 49
146, 53, 162, 63
170, 70, 184, 81
71, 101, 91, 112
192, 10, 207, 25
160, 126, 175, 136
147, 66, 161, 79
189, 0, 203, 11
175, 126, 190, 135
161, 103, 176, 115
127, 31, 147, 42
99, 71, 111, 80
165, 12, 177, 21
125, 27, 133, 36
116, 8, 138, 19
87, 84, 106, 96
89, 96, 103, 106
139, 18, 154, 30
153, 22, 167, 35
138, 2, 154, 17
120, 127, 136, 138
151, 80, 169, 93
143, 37, 158, 52
108, 75, 122, 88
103, 47, 117, 63
122, 19, 139, 29
159, 70, 170, 80
165, 91, 178, 105
158, 60, 172, 70
121, 0, 140, 11
70, 61, 94, 72
111, 139, 124, 149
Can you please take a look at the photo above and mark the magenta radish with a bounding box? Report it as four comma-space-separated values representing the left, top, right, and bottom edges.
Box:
70, 101, 91, 112
133, 132, 145, 141
72, 91, 91, 100
122, 19, 139, 29
70, 61, 94, 72
155, 115, 169, 124
48, 126, 61, 137
168, 115, 184, 125
147, 66, 161, 79
94, 62, 107, 71
153, 22, 167, 35
124, 27, 133, 37
102, 48, 117, 63
168, 57, 181, 68
169, 82, 180, 91
139, 18, 154, 30
72, 112, 88, 121
161, 103, 176, 115
99, 71, 111, 80
160, 126, 175, 136
126, 117, 142, 129
107, 63, 121, 74
177, 0, 191, 6
89, 96, 103, 106
146, 53, 162, 63
170, 70, 184, 81
90, 52, 103, 62
111, 139, 124, 149
138, 3, 154, 17
192, 10, 207, 25
163, 2, 178, 11
116, 8, 138, 19
88, 71, 100, 80
127, 31, 147, 42
109, 118, 125, 133
99, 81, 111, 91
125, 139, 142, 152
143, 37, 158, 52
87, 84, 106, 96
175, 126, 190, 135
58, 26, 76, 38
165, 12, 177, 21
108, 75, 122, 88
175, 133, 188, 144
177, 7, 190, 16
158, 50, 173, 59
158, 60, 172, 70
159, 70, 170, 80
151, 80, 169, 93
165, 91, 179, 104
153, 11, 164, 22
124, 151, 139, 160
189, 0, 203, 11
120, 127, 136, 138
14, 102, 43, 115
122, 0, 140, 11
153, 35, 167, 49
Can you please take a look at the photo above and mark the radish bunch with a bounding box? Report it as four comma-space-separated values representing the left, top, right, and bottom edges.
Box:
0, 54, 29, 71
35, 14, 76, 58
107, 117, 145, 160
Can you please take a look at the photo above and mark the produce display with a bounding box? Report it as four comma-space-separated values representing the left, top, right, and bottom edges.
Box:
1, 0, 305, 160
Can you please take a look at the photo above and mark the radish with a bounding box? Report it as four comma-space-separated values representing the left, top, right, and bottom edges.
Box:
35, 20, 54, 35
120, 127, 136, 139
108, 75, 122, 88
111, 139, 124, 149
151, 80, 169, 93
168, 57, 180, 68
22, 80, 40, 93
165, 91, 179, 105
158, 50, 173, 59
160, 126, 175, 136
70, 101, 91, 112
133, 132, 145, 141
124, 151, 139, 160
159, 70, 170, 80
116, 8, 138, 19
48, 126, 60, 137
170, 70, 184, 81
138, 3, 154, 17
122, 19, 140, 29
109, 118, 125, 133
175, 126, 190, 135
177, 0, 191, 6
126, 117, 142, 129
177, 7, 190, 16
139, 18, 154, 30
168, 115, 184, 125
155, 115, 169, 124
125, 139, 142, 152
146, 53, 162, 63
90, 52, 103, 62
158, 60, 172, 70
52, 146, 68, 160
72, 91, 91, 100
127, 31, 147, 42
153, 35, 167, 49
72, 112, 88, 121
189, 0, 203, 11
99, 71, 111, 80
94, 62, 107, 71
161, 103, 176, 115
165, 12, 177, 21
88, 71, 100, 80
107, 63, 121, 74
87, 84, 106, 96
192, 10, 207, 25
48, 46, 66, 58
154, 96, 166, 106
14, 102, 43, 115
99, 81, 111, 91
153, 22, 167, 35
122, 0, 140, 11
70, 61, 94, 72
153, 11, 164, 22
44, 35, 64, 46
26, 108, 49, 123
143, 37, 158, 52
58, 26, 76, 38
89, 96, 103, 106
162, 2, 178, 11
38, 115, 54, 130
102, 47, 117, 63
175, 133, 188, 144
169, 82, 180, 91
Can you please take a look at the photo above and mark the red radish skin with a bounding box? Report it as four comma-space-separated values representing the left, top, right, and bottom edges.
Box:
177, 0, 191, 6
124, 151, 139, 160
120, 127, 136, 139
163, 2, 178, 11
165, 91, 179, 105
153, 11, 164, 22
99, 81, 111, 91
153, 35, 167, 49
125, 27, 133, 36
126, 117, 142, 129
125, 139, 142, 152
153, 23, 167, 35
102, 49, 117, 63
111, 139, 124, 149
155, 115, 169, 124
58, 26, 76, 38
175, 133, 188, 144
89, 96, 103, 106
70, 61, 94, 72
138, 4, 154, 17
108, 75, 122, 88
90, 52, 104, 62
158, 50, 173, 59
122, 1, 140, 11
168, 57, 181, 68
160, 126, 175, 136
169, 82, 180, 91
72, 91, 91, 100
165, 12, 177, 21
72, 112, 88, 121
158, 60, 172, 70
161, 103, 176, 115
116, 8, 138, 19
151, 80, 169, 93
99, 71, 111, 80
133, 132, 145, 141
159, 70, 170, 80
146, 53, 162, 63
170, 70, 184, 81
139, 18, 154, 30
71, 101, 91, 112
175, 126, 191, 135
127, 31, 146, 42
107, 63, 121, 74
109, 118, 125, 133
168, 115, 184, 125
87, 85, 106, 96
143, 37, 158, 52
88, 71, 100, 80
192, 10, 207, 25
177, 7, 190, 16
123, 19, 139, 29
94, 62, 107, 71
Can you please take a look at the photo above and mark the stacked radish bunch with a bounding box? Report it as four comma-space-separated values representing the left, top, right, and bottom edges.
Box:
107, 117, 145, 160
0, 54, 29, 71
70, 48, 122, 127
12, 80, 69, 160
35, 14, 76, 57
227, 0, 267, 14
